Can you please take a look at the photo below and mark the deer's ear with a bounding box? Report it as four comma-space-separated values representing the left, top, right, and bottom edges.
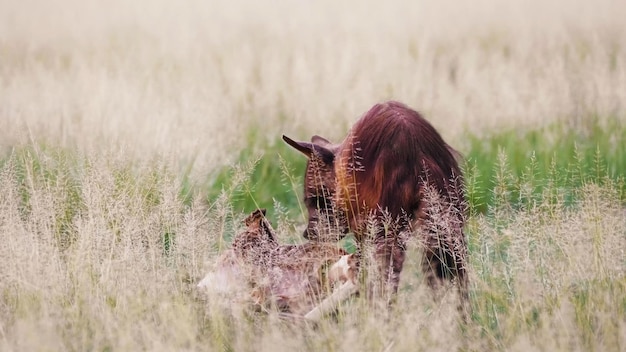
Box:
311, 135, 331, 145
311, 135, 339, 164
282, 135, 313, 157
283, 135, 335, 164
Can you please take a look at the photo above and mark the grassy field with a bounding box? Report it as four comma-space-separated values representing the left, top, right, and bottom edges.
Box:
1, 0, 625, 351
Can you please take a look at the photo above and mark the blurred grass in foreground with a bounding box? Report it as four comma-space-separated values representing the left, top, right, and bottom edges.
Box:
0, 132, 624, 351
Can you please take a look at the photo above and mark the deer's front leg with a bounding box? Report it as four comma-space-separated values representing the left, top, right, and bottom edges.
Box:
373, 234, 406, 304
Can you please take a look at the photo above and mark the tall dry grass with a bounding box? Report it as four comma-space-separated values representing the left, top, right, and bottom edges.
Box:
1, 0, 625, 350
0, 147, 624, 351
0, 147, 224, 350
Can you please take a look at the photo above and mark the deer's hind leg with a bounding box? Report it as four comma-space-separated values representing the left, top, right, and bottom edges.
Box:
422, 244, 470, 322
456, 256, 471, 323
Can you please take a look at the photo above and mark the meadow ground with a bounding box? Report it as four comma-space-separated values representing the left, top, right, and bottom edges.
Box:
1, 0, 625, 351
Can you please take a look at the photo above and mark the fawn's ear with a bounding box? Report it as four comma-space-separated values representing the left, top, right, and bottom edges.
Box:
244, 208, 267, 226
282, 135, 335, 164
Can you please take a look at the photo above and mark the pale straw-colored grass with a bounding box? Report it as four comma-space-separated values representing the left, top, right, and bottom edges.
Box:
0, 148, 624, 351
1, 0, 625, 350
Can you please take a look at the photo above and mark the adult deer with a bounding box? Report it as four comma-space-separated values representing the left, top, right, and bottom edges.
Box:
283, 101, 469, 315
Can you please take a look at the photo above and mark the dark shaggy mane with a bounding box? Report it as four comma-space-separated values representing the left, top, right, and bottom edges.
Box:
340, 101, 465, 223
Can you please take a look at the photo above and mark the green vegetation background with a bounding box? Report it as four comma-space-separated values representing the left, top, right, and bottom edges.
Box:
3, 118, 623, 249
205, 119, 625, 223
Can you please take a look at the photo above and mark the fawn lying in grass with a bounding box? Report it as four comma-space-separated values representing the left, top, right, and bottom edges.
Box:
198, 209, 357, 319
